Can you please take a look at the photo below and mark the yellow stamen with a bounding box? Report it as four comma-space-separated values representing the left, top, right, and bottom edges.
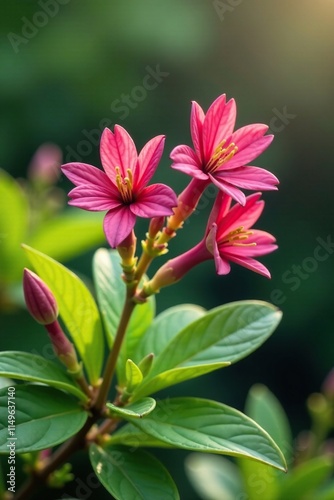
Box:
115, 167, 133, 204
222, 226, 256, 247
206, 140, 238, 173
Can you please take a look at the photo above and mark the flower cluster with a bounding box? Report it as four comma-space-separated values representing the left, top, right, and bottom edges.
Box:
61, 93, 279, 290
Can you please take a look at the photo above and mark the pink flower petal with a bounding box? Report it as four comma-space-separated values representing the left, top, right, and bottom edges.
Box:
225, 128, 274, 169
61, 163, 111, 189
100, 126, 137, 183
203, 95, 237, 160
216, 192, 263, 236
136, 135, 165, 188
68, 185, 121, 211
217, 166, 279, 191
190, 101, 205, 159
206, 224, 231, 275
131, 184, 177, 217
209, 174, 246, 205
222, 254, 271, 278
171, 145, 207, 179
103, 205, 136, 248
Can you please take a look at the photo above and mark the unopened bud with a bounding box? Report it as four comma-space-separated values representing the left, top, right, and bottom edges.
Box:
148, 217, 165, 239
27, 143, 62, 186
138, 353, 154, 377
322, 368, 334, 401
23, 269, 58, 325
117, 230, 137, 269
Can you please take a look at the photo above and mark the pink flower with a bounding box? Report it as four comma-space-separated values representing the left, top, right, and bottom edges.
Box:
170, 94, 279, 205
143, 192, 277, 295
61, 126, 177, 247
206, 192, 277, 278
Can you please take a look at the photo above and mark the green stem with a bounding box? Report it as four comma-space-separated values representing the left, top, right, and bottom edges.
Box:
94, 297, 136, 411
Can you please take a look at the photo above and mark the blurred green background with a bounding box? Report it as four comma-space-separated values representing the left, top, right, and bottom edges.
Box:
1, 1, 334, 498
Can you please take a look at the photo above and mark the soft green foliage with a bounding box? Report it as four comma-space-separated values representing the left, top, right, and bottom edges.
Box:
185, 453, 244, 500
0, 169, 28, 283
89, 444, 180, 500
23, 245, 104, 385
28, 212, 105, 263
186, 386, 334, 500
0, 171, 105, 294
107, 397, 156, 419
93, 248, 155, 382
277, 457, 334, 500
0, 248, 287, 497
124, 397, 287, 471
0, 385, 88, 453
0, 351, 88, 402
239, 384, 293, 499
131, 301, 282, 399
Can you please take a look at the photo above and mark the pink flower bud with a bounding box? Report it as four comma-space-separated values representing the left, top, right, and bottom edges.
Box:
322, 368, 334, 400
23, 269, 59, 325
27, 143, 62, 186
148, 217, 165, 239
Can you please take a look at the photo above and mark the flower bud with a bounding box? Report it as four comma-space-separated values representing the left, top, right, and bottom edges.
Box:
322, 368, 334, 401
117, 230, 137, 269
27, 143, 62, 186
23, 269, 58, 325
148, 217, 165, 239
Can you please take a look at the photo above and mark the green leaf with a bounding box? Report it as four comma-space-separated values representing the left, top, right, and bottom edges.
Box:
185, 453, 244, 500
0, 169, 28, 283
131, 398, 287, 471
89, 444, 179, 500
0, 385, 88, 453
107, 397, 156, 419
132, 362, 230, 400
315, 481, 334, 500
110, 422, 172, 448
28, 211, 105, 263
238, 384, 292, 500
22, 245, 104, 385
245, 384, 293, 463
93, 248, 155, 382
133, 301, 281, 399
0, 351, 88, 402
277, 457, 334, 500
134, 304, 206, 362
125, 359, 143, 391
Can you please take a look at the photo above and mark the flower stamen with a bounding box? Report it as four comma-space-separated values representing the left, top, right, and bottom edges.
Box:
206, 140, 238, 173
223, 226, 256, 247
115, 167, 133, 204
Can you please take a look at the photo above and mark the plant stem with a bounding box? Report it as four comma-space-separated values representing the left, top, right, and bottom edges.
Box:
94, 296, 136, 411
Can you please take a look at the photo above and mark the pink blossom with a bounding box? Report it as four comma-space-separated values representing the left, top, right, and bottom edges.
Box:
170, 94, 278, 205
61, 126, 177, 247
205, 192, 277, 278
145, 192, 277, 294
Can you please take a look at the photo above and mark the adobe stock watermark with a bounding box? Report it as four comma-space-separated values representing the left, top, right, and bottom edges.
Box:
268, 106, 296, 134
7, 0, 71, 54
271, 235, 334, 306
65, 64, 169, 163
213, 0, 243, 21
